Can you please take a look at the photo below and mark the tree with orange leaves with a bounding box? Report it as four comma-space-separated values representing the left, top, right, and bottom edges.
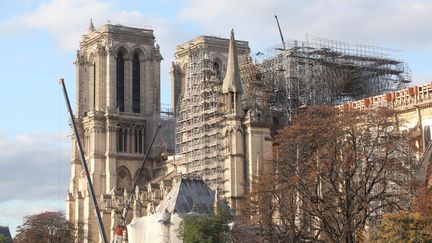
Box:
239, 106, 417, 242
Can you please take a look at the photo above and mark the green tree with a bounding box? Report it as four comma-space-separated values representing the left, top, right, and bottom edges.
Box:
372, 186, 432, 241
373, 212, 432, 242
178, 211, 231, 243
0, 234, 11, 243
14, 211, 76, 243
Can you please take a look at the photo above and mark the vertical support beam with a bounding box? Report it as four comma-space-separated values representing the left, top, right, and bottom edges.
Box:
60, 79, 108, 243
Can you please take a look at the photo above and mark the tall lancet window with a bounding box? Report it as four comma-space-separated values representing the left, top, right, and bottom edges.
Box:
116, 52, 125, 112
132, 53, 140, 113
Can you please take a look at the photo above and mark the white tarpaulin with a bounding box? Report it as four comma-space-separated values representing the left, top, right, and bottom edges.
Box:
127, 178, 230, 243
127, 213, 183, 243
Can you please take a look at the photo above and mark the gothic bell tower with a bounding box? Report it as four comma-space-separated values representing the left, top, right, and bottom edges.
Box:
222, 30, 245, 210
65, 21, 162, 242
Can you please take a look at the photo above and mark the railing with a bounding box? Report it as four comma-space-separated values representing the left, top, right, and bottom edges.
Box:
336, 81, 432, 110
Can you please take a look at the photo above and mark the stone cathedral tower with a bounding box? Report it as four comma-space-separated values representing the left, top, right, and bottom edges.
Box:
171, 30, 273, 211
65, 21, 162, 242
222, 30, 245, 209
221, 30, 273, 210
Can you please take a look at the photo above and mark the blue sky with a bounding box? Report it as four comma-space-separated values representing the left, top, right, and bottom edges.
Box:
1, 0, 432, 237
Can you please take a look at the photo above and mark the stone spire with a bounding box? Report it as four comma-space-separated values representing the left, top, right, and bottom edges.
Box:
222, 29, 243, 94
88, 18, 95, 33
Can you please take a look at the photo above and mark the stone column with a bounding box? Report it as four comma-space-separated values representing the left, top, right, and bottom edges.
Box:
75, 53, 86, 115
144, 59, 152, 115
97, 47, 107, 110
140, 58, 146, 114
106, 49, 116, 112
87, 61, 95, 112
105, 121, 117, 194
153, 59, 161, 113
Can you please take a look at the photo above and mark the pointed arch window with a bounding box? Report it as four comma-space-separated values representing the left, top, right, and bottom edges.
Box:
116, 52, 125, 112
132, 53, 140, 113
138, 129, 143, 154
117, 127, 124, 152
116, 166, 131, 192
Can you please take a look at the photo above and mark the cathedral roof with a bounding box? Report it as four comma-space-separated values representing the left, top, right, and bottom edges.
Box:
222, 30, 243, 94
154, 178, 229, 216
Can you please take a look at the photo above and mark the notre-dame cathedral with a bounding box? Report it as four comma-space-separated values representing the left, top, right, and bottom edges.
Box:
66, 21, 273, 242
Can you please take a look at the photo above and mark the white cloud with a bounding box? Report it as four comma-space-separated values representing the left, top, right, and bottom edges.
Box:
0, 0, 112, 50
0, 131, 70, 236
0, 0, 188, 54
0, 0, 190, 104
178, 0, 432, 51
0, 132, 70, 203
0, 199, 60, 237
1, 0, 431, 85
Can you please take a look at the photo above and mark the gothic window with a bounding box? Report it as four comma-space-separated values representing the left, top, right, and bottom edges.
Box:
134, 128, 138, 154
126, 129, 130, 153
116, 52, 125, 112
132, 53, 140, 113
236, 130, 243, 153
117, 128, 124, 152
116, 166, 131, 192
138, 129, 143, 154
213, 62, 221, 79
229, 93, 235, 110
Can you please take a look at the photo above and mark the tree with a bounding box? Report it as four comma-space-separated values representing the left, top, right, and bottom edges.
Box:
240, 106, 416, 242
0, 234, 11, 243
373, 185, 432, 241
413, 185, 432, 219
177, 211, 231, 243
14, 211, 76, 243
373, 212, 432, 242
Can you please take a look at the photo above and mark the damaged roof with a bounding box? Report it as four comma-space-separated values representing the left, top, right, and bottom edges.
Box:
155, 178, 229, 216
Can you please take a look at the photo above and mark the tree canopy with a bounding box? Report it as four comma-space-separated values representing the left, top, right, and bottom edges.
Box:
177, 210, 231, 243
373, 186, 432, 241
240, 106, 417, 242
0, 234, 12, 243
14, 211, 75, 243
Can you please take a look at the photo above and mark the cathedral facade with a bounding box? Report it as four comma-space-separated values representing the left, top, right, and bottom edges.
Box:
67, 21, 273, 242
65, 22, 162, 242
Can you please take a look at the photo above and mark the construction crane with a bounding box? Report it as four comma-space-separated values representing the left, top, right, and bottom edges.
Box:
274, 14, 298, 122
60, 79, 108, 243
274, 15, 286, 51
60, 78, 164, 241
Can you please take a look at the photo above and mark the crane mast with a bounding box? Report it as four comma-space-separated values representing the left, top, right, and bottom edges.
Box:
60, 78, 109, 243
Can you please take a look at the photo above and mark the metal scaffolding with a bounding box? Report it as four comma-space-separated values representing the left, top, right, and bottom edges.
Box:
240, 36, 411, 122
175, 50, 225, 190
174, 35, 411, 190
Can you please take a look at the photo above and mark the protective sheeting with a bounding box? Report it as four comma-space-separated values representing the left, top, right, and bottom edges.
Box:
127, 212, 183, 243
127, 179, 230, 242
